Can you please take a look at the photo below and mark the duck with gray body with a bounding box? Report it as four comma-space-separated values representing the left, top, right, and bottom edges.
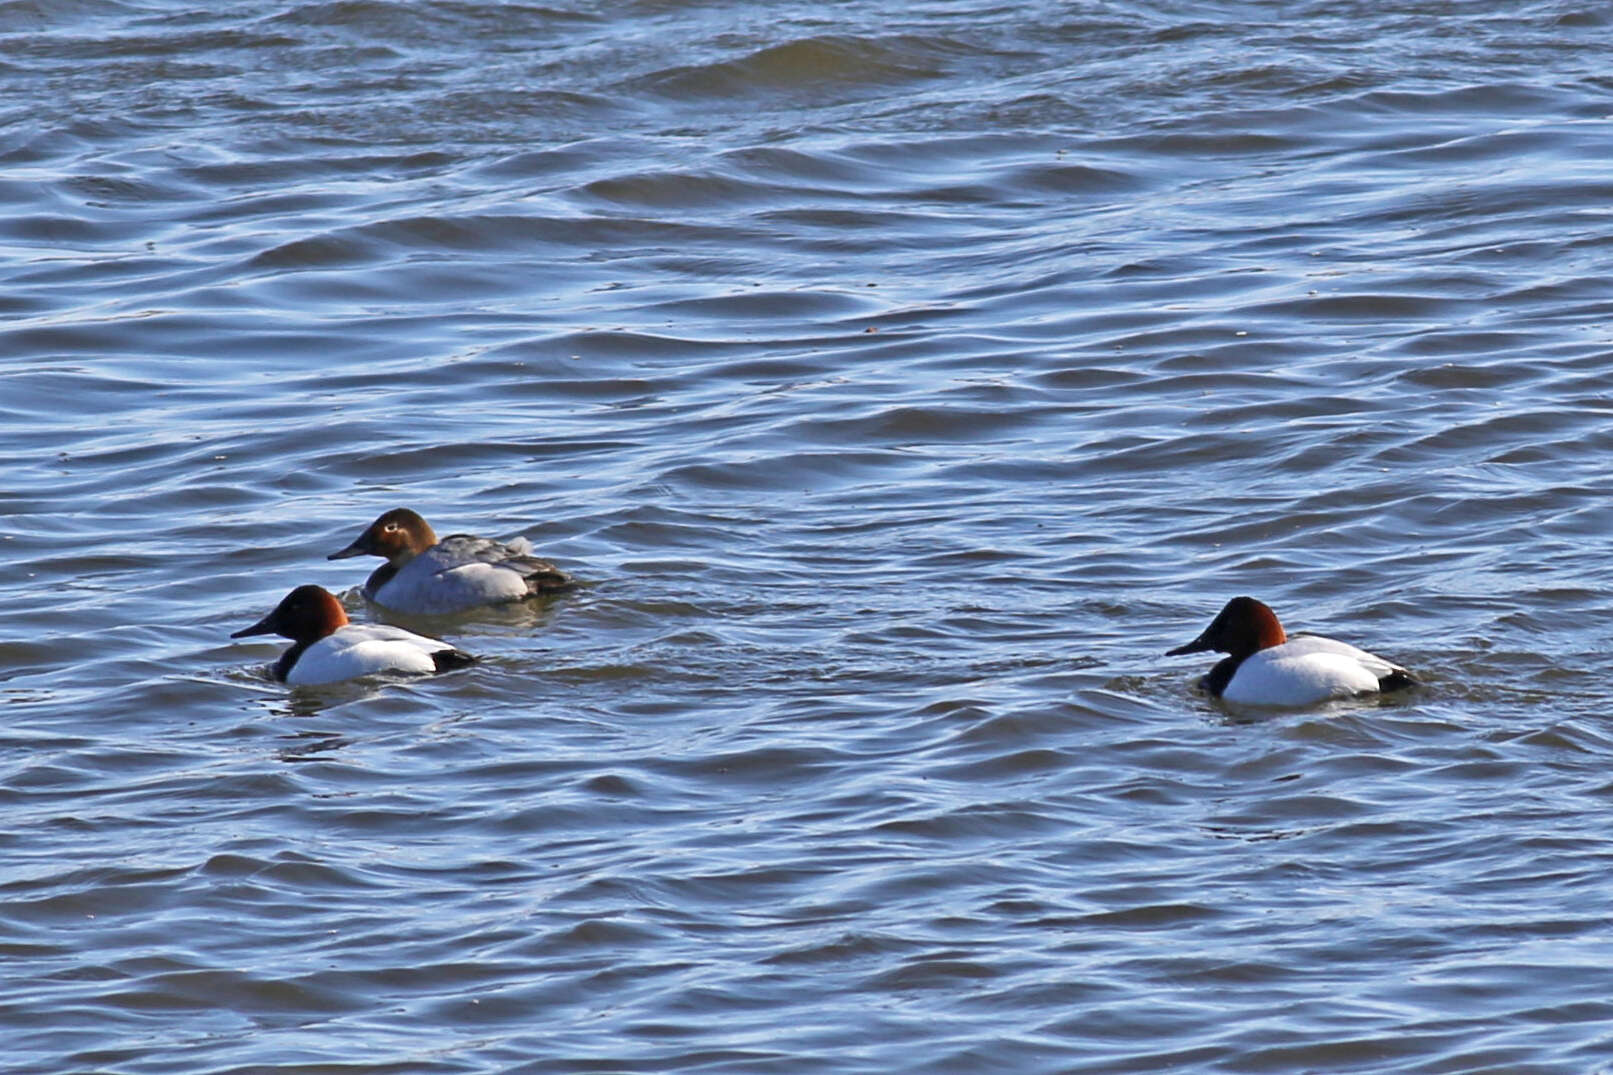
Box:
329, 507, 573, 615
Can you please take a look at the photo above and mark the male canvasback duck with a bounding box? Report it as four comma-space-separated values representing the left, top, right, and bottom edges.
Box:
231, 584, 476, 686
328, 507, 572, 615
1166, 595, 1415, 707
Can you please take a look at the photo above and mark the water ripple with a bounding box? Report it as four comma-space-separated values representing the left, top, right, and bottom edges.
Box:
7, 1, 1613, 1072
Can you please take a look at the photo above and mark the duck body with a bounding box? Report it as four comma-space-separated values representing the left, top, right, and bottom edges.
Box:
1168, 596, 1414, 708
232, 584, 475, 686
330, 508, 572, 615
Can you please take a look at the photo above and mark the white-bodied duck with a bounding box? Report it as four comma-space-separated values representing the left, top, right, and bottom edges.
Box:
232, 584, 476, 685
1167, 596, 1415, 707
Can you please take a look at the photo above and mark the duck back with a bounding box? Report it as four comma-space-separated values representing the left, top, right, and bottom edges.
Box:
368, 535, 570, 613
285, 624, 470, 685
1220, 634, 1405, 707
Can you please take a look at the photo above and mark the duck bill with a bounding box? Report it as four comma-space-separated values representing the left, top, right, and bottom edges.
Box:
327, 536, 371, 560
231, 612, 278, 639
1165, 632, 1212, 657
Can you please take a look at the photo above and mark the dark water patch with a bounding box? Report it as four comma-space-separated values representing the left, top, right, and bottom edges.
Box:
635, 33, 970, 102
175, 148, 457, 189
469, 137, 637, 184
1390, 332, 1559, 363
362, 212, 619, 254
785, 402, 1050, 448
643, 287, 881, 321
581, 169, 801, 211
718, 143, 897, 189
247, 232, 389, 271
1351, 81, 1587, 120
0, 211, 156, 246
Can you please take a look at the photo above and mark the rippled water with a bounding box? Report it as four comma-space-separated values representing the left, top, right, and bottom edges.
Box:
8, 1, 1613, 1071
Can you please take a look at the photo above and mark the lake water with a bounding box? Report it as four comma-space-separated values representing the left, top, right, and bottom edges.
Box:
7, 1, 1613, 1071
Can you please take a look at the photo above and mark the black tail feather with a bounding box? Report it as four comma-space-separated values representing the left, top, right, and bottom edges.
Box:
523, 564, 576, 596
432, 648, 478, 674
1378, 669, 1417, 692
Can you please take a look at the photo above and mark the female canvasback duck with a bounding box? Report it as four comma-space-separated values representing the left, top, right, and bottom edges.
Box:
1166, 595, 1415, 707
231, 584, 476, 686
328, 507, 572, 615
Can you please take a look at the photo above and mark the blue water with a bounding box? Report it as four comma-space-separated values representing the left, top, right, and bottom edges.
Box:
6, 2, 1613, 1071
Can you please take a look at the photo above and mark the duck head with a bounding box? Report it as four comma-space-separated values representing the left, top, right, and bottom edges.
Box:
328, 507, 438, 566
1166, 596, 1287, 659
232, 584, 349, 644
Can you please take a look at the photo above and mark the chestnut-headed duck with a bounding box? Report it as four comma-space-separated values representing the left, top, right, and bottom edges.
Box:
232, 584, 476, 685
328, 507, 572, 615
1166, 596, 1415, 707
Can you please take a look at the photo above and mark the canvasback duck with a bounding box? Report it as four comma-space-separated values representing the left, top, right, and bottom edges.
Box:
1166, 596, 1415, 707
232, 584, 476, 686
328, 507, 572, 615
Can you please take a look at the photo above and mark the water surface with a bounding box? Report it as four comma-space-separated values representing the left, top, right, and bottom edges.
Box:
6, 1, 1613, 1071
